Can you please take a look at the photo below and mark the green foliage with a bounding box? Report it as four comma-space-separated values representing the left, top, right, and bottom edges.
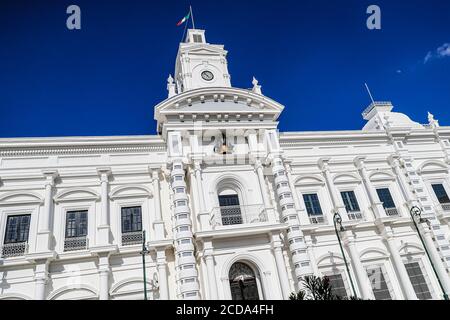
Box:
289, 275, 363, 300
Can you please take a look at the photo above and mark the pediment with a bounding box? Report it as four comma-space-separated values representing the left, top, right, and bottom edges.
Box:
180, 43, 227, 56
0, 191, 43, 205
369, 171, 395, 182
163, 100, 276, 114
157, 88, 283, 115
418, 160, 448, 174
48, 285, 98, 300
295, 174, 325, 187
109, 185, 152, 200
333, 173, 361, 185
54, 188, 100, 203
110, 278, 157, 297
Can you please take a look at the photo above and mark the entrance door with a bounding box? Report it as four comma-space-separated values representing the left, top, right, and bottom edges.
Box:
229, 262, 260, 300
218, 194, 242, 225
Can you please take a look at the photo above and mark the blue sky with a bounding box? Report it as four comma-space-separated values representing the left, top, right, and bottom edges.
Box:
0, 0, 449, 137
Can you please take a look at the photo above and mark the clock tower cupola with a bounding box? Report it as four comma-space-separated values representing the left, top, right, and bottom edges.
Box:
173, 29, 231, 93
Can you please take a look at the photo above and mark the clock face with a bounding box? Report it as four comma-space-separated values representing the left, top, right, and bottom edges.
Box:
201, 70, 214, 81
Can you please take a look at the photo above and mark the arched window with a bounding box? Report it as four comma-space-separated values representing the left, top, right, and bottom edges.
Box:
228, 262, 260, 300
218, 188, 242, 225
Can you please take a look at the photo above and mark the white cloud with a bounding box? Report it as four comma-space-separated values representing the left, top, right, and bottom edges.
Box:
424, 43, 450, 63
437, 43, 450, 57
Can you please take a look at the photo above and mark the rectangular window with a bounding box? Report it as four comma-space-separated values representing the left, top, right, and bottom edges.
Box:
327, 274, 348, 299
404, 262, 432, 300
432, 184, 450, 204
366, 266, 392, 300
218, 194, 242, 225
4, 215, 31, 244
341, 191, 360, 212
121, 206, 142, 233
193, 34, 203, 43
65, 210, 88, 238
376, 188, 396, 209
303, 193, 323, 216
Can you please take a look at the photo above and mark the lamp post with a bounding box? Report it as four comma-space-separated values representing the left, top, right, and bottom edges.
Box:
333, 212, 358, 298
409, 206, 449, 300
140, 230, 149, 300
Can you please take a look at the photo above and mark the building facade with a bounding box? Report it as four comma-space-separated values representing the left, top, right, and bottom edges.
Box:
1, 29, 450, 300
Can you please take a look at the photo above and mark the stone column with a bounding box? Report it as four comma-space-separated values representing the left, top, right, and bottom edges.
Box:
36, 170, 58, 252
34, 262, 48, 300
151, 168, 165, 240
98, 267, 110, 300
284, 162, 302, 211
271, 233, 291, 299
319, 158, 348, 221
97, 167, 112, 245
194, 161, 207, 212
170, 160, 200, 299
255, 159, 272, 209
194, 161, 211, 230
270, 155, 313, 286
381, 228, 418, 300
343, 233, 373, 299
354, 157, 385, 219
203, 241, 219, 300
156, 248, 169, 300
420, 224, 450, 295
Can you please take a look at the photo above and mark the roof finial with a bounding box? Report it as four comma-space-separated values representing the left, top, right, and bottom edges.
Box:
252, 76, 262, 95
167, 74, 176, 98
427, 111, 439, 128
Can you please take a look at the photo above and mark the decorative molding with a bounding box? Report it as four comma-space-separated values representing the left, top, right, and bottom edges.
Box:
109, 185, 153, 200
0, 145, 166, 157
54, 188, 100, 203
47, 284, 98, 300
0, 191, 44, 205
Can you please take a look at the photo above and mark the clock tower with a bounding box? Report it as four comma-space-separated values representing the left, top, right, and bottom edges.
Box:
174, 29, 232, 93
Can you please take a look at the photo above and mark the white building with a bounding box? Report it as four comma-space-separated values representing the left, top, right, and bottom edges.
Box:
1, 29, 450, 300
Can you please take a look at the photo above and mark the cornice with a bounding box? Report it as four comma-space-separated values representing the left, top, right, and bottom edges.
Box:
0, 135, 166, 157
0, 144, 166, 157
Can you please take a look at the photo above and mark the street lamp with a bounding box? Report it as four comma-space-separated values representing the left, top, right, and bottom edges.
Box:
140, 230, 149, 300
409, 206, 449, 300
333, 212, 358, 298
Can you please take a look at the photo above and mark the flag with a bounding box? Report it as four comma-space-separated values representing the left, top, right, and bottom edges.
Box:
176, 12, 191, 26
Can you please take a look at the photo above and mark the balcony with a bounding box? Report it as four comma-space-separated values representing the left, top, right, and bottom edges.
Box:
1, 242, 28, 258
384, 207, 399, 217
210, 205, 268, 228
347, 211, 363, 221
64, 236, 88, 252
308, 215, 326, 225
121, 231, 143, 246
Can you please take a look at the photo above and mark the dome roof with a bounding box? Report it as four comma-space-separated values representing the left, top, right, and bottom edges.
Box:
362, 102, 424, 131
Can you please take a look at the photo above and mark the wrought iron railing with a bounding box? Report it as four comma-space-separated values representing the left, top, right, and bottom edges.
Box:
122, 231, 143, 246
361, 101, 392, 118
441, 203, 450, 212
309, 215, 326, 224
347, 211, 363, 221
1, 242, 28, 258
64, 236, 88, 252
385, 207, 399, 216
210, 205, 267, 228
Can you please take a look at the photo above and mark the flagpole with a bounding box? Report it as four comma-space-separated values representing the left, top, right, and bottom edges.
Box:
190, 5, 195, 29
181, 18, 188, 43
364, 83, 375, 104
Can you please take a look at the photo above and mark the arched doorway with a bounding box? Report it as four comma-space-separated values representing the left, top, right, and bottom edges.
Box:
228, 262, 260, 300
